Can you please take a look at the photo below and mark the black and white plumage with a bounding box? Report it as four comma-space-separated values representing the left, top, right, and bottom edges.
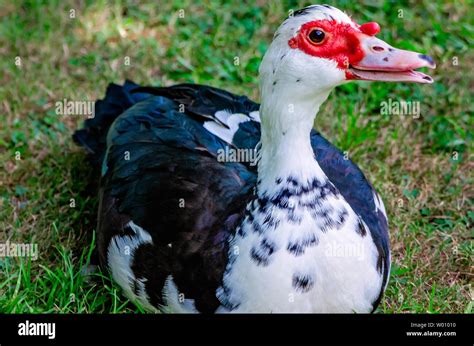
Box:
74, 4, 435, 313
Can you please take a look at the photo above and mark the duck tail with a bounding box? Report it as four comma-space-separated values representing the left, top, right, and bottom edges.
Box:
73, 80, 148, 166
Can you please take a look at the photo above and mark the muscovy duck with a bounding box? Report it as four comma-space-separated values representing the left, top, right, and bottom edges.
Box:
74, 4, 435, 313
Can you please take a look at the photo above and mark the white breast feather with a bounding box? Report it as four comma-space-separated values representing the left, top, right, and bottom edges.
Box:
217, 180, 383, 313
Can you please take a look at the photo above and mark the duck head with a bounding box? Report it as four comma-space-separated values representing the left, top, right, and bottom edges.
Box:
259, 4, 436, 100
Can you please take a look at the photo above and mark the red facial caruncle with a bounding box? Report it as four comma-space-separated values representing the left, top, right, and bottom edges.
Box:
359, 22, 380, 36
288, 20, 379, 71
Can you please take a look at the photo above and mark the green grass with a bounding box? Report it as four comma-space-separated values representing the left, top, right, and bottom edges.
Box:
0, 0, 472, 313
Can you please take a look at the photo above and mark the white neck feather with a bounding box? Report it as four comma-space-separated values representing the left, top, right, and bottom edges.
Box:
255, 17, 343, 197
257, 86, 331, 196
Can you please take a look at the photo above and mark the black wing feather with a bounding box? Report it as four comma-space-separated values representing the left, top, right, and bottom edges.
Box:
92, 95, 255, 312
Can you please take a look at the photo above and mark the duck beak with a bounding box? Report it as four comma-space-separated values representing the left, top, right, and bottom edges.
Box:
347, 35, 436, 83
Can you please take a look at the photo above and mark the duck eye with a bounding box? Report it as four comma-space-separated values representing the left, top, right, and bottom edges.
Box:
308, 29, 325, 44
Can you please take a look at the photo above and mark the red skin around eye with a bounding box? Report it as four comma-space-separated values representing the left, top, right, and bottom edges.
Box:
288, 20, 365, 71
